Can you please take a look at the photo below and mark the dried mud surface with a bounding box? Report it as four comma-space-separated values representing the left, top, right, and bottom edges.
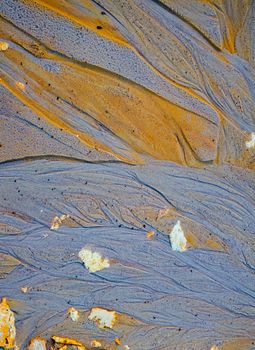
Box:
0, 1, 255, 350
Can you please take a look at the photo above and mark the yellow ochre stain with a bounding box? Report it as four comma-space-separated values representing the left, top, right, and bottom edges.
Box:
52, 336, 87, 350
146, 230, 155, 239
115, 338, 121, 345
91, 340, 102, 347
0, 298, 17, 350
15, 81, 26, 91
0, 41, 9, 51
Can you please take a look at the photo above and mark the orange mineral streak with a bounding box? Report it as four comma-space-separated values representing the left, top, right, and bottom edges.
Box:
5, 0, 247, 142
32, 0, 128, 46
208, 0, 253, 55
0, 298, 16, 350
216, 10, 236, 54
0, 77, 140, 165
89, 1, 240, 133
222, 27, 236, 54
0, 45, 217, 166
9, 0, 237, 135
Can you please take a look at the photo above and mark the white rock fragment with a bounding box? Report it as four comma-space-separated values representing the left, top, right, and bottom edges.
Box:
88, 307, 117, 329
21, 286, 29, 293
0, 298, 16, 350
169, 220, 187, 252
27, 337, 46, 350
68, 307, 80, 322
246, 133, 255, 148
78, 248, 110, 273
50, 214, 70, 230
